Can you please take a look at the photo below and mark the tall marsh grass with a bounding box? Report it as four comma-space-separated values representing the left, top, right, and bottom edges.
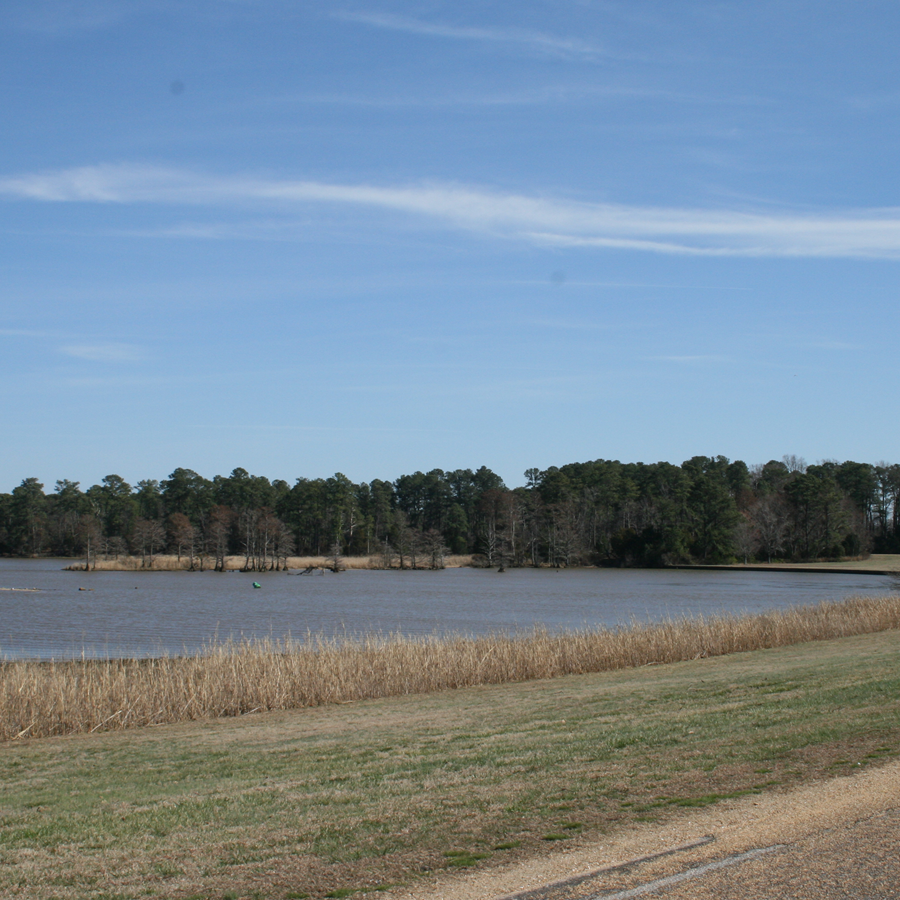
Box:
3, 594, 900, 742
69, 554, 475, 571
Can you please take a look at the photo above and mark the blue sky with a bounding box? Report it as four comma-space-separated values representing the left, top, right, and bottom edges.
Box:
2, 0, 899, 491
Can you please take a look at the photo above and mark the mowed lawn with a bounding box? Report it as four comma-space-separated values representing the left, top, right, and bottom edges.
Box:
1, 631, 899, 900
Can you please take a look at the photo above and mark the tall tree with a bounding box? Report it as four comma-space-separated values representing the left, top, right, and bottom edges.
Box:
134, 479, 163, 519
161, 468, 213, 521
682, 456, 740, 563
10, 478, 47, 556
48, 480, 87, 555
87, 474, 135, 538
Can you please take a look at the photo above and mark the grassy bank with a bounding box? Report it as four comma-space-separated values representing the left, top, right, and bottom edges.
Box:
694, 553, 900, 574
1, 630, 899, 900
4, 595, 900, 742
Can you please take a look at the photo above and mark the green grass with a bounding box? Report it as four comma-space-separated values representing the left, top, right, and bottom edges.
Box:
493, 840, 521, 850
443, 850, 491, 867
0, 630, 899, 899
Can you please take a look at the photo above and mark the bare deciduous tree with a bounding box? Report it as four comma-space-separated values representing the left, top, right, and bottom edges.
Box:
206, 505, 233, 572
421, 529, 448, 569
77, 514, 102, 571
132, 517, 166, 567
167, 512, 196, 567
752, 494, 788, 563
327, 541, 345, 573
733, 514, 758, 564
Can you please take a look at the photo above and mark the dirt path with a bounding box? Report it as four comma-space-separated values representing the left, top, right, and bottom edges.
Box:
383, 758, 900, 900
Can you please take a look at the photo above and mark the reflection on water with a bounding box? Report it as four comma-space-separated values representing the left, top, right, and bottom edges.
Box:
0, 558, 895, 660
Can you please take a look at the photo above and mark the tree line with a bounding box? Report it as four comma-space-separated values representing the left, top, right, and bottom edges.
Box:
1, 456, 899, 569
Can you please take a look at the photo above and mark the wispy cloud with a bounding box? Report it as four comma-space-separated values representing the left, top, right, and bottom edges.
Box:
269, 82, 739, 109
195, 422, 450, 435
335, 11, 609, 60
524, 318, 620, 331
6, 163, 900, 259
53, 375, 167, 391
8, 0, 148, 34
649, 355, 732, 364
61, 342, 146, 363
803, 339, 862, 351
0, 328, 54, 338
511, 279, 752, 290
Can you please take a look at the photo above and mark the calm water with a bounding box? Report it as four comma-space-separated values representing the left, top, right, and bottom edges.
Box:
0, 558, 895, 660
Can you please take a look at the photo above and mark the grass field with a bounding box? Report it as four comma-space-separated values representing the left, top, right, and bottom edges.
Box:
1, 628, 899, 899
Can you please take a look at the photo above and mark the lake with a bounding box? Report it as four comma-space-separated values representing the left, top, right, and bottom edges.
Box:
0, 558, 896, 660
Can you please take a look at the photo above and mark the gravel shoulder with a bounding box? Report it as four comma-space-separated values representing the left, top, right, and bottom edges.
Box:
385, 757, 900, 900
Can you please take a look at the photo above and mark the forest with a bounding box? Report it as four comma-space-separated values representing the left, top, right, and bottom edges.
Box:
1, 456, 899, 570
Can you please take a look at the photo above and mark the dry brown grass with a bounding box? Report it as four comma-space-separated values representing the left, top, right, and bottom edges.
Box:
3, 594, 900, 743
70, 553, 475, 571
289, 554, 474, 569
68, 554, 339, 571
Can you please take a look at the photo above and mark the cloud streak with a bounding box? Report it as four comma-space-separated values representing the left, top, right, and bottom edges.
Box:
0, 328, 54, 338
5, 163, 900, 259
8, 0, 147, 34
650, 355, 733, 364
334, 11, 607, 60
271, 81, 739, 110
61, 342, 147, 363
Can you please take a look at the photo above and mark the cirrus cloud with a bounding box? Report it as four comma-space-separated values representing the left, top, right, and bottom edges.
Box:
61, 342, 147, 363
333, 11, 609, 61
5, 163, 900, 259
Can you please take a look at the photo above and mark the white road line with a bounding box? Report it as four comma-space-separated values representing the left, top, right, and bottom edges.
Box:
589, 845, 783, 900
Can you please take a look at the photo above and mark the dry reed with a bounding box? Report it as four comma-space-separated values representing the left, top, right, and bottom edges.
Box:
70, 554, 475, 571
3, 594, 900, 742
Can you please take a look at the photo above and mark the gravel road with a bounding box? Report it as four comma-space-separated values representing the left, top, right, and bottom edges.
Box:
385, 758, 900, 900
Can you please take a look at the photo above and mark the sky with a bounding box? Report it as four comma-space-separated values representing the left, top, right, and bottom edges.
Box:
2, 0, 899, 493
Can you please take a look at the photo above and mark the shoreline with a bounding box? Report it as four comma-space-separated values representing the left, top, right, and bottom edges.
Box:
2, 630, 899, 899
669, 560, 900, 576
4, 593, 900, 741
38, 553, 900, 574
53, 553, 476, 572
